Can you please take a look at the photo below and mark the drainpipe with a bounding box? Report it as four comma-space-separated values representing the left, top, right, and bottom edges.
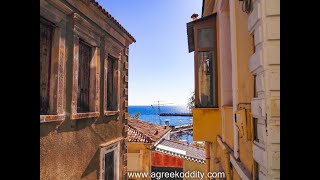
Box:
229, 0, 239, 160
205, 141, 211, 178
217, 136, 232, 180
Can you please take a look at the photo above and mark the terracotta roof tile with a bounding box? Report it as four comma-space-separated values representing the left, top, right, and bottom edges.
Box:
155, 139, 205, 162
128, 126, 153, 143
90, 0, 136, 42
128, 118, 170, 143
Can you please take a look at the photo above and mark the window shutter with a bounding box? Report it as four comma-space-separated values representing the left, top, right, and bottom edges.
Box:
107, 57, 115, 110
40, 19, 53, 114
77, 41, 91, 112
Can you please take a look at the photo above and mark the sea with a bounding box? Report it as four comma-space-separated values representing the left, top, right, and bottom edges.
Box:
128, 105, 193, 144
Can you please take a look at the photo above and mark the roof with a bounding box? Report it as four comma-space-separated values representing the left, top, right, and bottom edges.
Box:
128, 118, 171, 143
90, 0, 136, 42
186, 21, 195, 53
154, 139, 206, 164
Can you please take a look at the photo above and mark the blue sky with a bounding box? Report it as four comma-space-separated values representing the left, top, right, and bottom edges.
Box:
96, 0, 202, 106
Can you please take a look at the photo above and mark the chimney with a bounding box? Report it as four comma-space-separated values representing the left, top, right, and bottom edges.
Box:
191, 13, 199, 21
165, 120, 170, 127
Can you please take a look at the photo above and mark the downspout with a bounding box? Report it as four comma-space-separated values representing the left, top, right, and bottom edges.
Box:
229, 0, 239, 159
217, 136, 232, 180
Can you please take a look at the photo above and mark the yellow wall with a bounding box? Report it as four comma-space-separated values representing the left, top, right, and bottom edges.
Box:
192, 0, 280, 178
231, 0, 254, 175
183, 161, 206, 180
193, 108, 221, 142
221, 106, 234, 150
127, 142, 152, 179
198, 0, 256, 179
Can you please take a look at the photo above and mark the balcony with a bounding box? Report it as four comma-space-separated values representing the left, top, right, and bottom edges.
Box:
192, 108, 221, 142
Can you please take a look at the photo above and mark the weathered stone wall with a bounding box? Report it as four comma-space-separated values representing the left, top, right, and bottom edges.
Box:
40, 0, 133, 179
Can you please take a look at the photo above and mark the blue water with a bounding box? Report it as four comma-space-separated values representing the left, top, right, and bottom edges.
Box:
128, 105, 193, 144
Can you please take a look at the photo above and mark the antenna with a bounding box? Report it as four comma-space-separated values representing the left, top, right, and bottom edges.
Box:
151, 100, 173, 125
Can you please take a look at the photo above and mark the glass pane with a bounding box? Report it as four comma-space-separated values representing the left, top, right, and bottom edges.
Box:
105, 151, 114, 180
197, 51, 217, 107
197, 28, 214, 48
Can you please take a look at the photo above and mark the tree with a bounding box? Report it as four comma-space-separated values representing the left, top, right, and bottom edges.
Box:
187, 91, 195, 113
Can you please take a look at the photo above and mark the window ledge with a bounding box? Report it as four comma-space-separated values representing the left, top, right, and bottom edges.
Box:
40, 114, 65, 123
104, 111, 119, 116
71, 112, 99, 120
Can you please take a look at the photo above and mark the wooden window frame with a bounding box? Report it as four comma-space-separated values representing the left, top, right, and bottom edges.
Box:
40, 17, 54, 115
193, 15, 218, 108
105, 55, 121, 115
71, 13, 103, 120
100, 140, 121, 180
104, 38, 123, 116
40, 0, 72, 122
77, 40, 93, 113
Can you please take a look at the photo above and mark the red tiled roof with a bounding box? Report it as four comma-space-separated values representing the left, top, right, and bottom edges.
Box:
90, 0, 136, 42
128, 126, 153, 143
128, 118, 171, 143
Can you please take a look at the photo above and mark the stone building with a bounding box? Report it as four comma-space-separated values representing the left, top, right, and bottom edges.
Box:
187, 0, 279, 179
40, 0, 135, 179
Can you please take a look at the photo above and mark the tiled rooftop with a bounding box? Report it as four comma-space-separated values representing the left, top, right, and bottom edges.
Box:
128, 118, 170, 143
154, 139, 206, 163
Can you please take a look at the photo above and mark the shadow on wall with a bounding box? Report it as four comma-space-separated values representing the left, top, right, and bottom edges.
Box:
81, 148, 100, 178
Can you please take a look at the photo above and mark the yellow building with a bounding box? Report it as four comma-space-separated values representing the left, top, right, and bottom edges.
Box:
186, 0, 280, 179
127, 118, 171, 179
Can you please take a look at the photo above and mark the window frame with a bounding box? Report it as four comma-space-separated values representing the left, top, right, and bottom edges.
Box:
70, 13, 103, 120
104, 37, 123, 116
193, 15, 218, 108
77, 40, 93, 113
100, 140, 121, 180
105, 55, 120, 115
40, 17, 54, 115
40, 0, 71, 122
